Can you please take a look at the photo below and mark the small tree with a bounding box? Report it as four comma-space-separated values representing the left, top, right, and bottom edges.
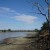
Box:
2, 30, 6, 32
8, 29, 11, 32
34, 29, 39, 32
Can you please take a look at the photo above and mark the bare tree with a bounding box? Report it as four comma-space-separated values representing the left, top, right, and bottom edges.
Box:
29, 0, 50, 50
29, 0, 50, 34
30, 0, 49, 22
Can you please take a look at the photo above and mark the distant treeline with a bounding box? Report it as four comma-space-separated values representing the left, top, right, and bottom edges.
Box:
0, 29, 39, 32
0, 29, 11, 32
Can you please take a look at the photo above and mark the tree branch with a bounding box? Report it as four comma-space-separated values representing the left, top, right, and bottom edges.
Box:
44, 0, 49, 5
33, 2, 49, 22
31, 11, 48, 22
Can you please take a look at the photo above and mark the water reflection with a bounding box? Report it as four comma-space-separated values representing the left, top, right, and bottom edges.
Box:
0, 32, 37, 41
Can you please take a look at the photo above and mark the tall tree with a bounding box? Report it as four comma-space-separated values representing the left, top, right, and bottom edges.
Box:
29, 0, 50, 50
29, 0, 50, 35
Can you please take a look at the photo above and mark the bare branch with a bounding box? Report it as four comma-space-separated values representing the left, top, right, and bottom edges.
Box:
28, 0, 49, 22
38, 3, 44, 10
32, 2, 49, 22
34, 2, 46, 16
30, 12, 46, 15
44, 0, 49, 5
31, 11, 48, 22
31, 12, 48, 23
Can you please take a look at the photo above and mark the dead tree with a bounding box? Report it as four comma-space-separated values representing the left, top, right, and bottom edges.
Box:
29, 0, 50, 50
30, 0, 50, 35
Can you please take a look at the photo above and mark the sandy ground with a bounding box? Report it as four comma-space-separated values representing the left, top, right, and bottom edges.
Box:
0, 37, 36, 50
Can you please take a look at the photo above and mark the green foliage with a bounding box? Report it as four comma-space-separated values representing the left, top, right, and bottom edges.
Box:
41, 22, 48, 31
39, 22, 49, 35
34, 29, 39, 32
8, 29, 11, 32
2, 30, 6, 32
0, 29, 11, 32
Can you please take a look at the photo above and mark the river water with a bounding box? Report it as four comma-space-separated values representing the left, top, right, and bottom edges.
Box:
0, 32, 37, 41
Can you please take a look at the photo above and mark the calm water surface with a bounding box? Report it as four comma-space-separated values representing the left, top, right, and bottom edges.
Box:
0, 32, 37, 41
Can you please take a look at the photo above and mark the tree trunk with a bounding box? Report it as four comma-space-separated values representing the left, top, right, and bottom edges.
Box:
47, 5, 50, 50
48, 5, 50, 38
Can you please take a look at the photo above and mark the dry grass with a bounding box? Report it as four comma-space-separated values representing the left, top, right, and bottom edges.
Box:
0, 37, 35, 50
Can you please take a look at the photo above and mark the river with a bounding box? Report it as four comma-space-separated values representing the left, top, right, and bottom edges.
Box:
0, 32, 37, 41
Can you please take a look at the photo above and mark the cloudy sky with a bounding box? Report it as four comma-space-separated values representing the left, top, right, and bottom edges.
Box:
0, 0, 48, 30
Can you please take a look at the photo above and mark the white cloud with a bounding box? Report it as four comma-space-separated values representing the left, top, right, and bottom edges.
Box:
14, 14, 38, 24
0, 7, 38, 24
0, 7, 20, 16
0, 7, 10, 13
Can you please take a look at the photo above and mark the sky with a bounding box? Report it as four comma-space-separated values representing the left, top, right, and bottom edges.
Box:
0, 0, 48, 30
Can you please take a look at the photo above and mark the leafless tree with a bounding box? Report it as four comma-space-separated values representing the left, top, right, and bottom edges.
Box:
29, 0, 50, 23
29, 0, 50, 33
29, 0, 50, 50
